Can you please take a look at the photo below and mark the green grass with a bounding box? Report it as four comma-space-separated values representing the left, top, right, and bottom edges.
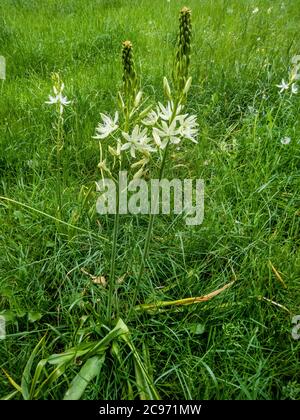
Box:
1, 0, 300, 400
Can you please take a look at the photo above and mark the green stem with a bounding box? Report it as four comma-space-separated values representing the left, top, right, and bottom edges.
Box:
106, 185, 120, 323
107, 138, 124, 324
56, 114, 63, 219
130, 97, 182, 309
129, 141, 170, 315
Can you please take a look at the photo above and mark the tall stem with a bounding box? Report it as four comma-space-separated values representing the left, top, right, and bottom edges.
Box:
56, 114, 63, 219
129, 141, 170, 315
106, 122, 125, 323
107, 177, 120, 323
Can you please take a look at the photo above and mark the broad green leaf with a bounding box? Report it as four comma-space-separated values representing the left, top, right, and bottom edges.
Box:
30, 358, 47, 399
47, 342, 95, 365
48, 318, 129, 366
63, 355, 105, 400
34, 363, 66, 399
21, 335, 46, 400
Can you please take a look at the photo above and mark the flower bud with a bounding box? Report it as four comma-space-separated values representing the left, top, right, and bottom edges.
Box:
134, 90, 143, 107
183, 76, 192, 95
163, 77, 172, 99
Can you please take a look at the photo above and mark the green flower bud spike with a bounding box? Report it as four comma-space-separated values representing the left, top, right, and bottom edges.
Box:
173, 6, 192, 97
122, 40, 138, 109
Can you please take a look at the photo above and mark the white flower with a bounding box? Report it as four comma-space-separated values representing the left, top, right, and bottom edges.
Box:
46, 92, 70, 115
157, 101, 183, 122
291, 83, 298, 94
178, 114, 199, 143
93, 112, 119, 140
281, 137, 291, 145
153, 120, 181, 149
276, 79, 289, 93
142, 110, 159, 126
252, 7, 259, 14
121, 125, 155, 158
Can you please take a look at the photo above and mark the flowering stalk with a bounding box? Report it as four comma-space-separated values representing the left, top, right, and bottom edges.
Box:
129, 9, 195, 312
46, 73, 70, 217
272, 57, 299, 135
107, 41, 138, 322
92, 12, 198, 320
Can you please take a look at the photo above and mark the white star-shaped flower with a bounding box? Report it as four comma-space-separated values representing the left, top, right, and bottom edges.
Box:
153, 120, 181, 149
157, 101, 183, 122
178, 114, 199, 143
121, 125, 155, 158
276, 79, 289, 93
142, 110, 159, 126
46, 92, 71, 115
93, 112, 119, 140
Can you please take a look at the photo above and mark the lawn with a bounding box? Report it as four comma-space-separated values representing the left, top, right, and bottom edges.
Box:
0, 0, 300, 400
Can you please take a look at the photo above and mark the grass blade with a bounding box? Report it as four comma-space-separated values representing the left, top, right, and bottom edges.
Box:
2, 369, 22, 394
118, 322, 160, 400
0, 390, 19, 400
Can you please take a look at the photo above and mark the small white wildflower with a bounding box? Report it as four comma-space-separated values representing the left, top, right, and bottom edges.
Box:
142, 110, 159, 126
153, 120, 182, 149
276, 79, 289, 93
291, 83, 298, 94
121, 125, 155, 158
252, 7, 259, 14
46, 92, 70, 115
93, 112, 119, 140
178, 114, 199, 143
281, 137, 291, 145
157, 101, 183, 122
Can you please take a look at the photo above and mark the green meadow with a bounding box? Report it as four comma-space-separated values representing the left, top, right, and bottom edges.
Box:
0, 0, 300, 400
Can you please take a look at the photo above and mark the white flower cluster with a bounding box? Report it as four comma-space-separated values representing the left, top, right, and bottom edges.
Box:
276, 56, 300, 95
93, 96, 199, 160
